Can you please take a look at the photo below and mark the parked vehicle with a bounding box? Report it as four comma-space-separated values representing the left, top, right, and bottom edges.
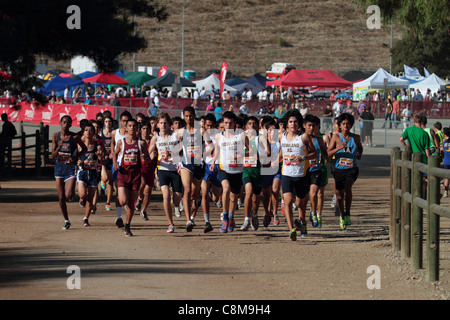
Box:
266, 62, 296, 80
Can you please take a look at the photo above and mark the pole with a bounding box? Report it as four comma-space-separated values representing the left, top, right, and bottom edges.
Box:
133, 14, 136, 72
181, 5, 185, 77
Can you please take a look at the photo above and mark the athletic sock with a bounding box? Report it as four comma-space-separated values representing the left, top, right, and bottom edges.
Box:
228, 211, 233, 220
204, 214, 210, 223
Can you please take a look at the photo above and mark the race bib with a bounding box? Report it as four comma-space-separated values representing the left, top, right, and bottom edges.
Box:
339, 158, 353, 168
123, 154, 138, 166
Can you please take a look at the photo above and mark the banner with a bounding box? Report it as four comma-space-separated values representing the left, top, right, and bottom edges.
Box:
158, 65, 169, 77
219, 61, 228, 100
0, 102, 115, 127
404, 64, 422, 78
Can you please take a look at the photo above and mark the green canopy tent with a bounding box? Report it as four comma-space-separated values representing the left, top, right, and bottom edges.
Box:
123, 71, 156, 87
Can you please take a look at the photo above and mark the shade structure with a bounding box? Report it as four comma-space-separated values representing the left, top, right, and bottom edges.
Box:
226, 77, 246, 86
194, 74, 237, 93
247, 73, 266, 89
38, 76, 84, 96
77, 71, 99, 79
353, 68, 410, 100
82, 72, 129, 85
409, 73, 449, 95
144, 72, 196, 87
267, 69, 352, 89
123, 71, 156, 87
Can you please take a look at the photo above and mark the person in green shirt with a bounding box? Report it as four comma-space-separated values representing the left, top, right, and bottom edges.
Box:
400, 113, 431, 163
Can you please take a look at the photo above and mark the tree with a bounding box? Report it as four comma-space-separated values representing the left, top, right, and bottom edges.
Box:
355, 0, 450, 76
0, 0, 168, 96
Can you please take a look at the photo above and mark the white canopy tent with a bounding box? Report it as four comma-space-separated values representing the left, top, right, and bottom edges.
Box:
409, 73, 449, 96
193, 74, 237, 95
353, 68, 410, 100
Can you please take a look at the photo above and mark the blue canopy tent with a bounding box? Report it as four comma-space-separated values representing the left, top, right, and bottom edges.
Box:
38, 76, 85, 97
77, 71, 99, 79
226, 77, 246, 86
247, 73, 266, 89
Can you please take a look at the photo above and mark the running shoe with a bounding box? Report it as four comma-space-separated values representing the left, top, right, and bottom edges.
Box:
317, 216, 322, 229
251, 215, 259, 231
237, 198, 242, 209
124, 225, 133, 237
105, 203, 112, 211
135, 198, 142, 212
79, 198, 86, 208
115, 217, 124, 228
263, 214, 271, 228
273, 214, 280, 226
311, 214, 318, 228
444, 191, 448, 198
289, 228, 297, 241
90, 205, 97, 215
220, 216, 229, 233
140, 210, 149, 221
240, 219, 250, 231
62, 221, 71, 230
292, 202, 298, 210
167, 224, 175, 233
83, 218, 90, 227
186, 220, 194, 232
204, 222, 213, 233
220, 212, 224, 221
331, 194, 336, 208
340, 215, 346, 230
174, 206, 181, 217
344, 215, 352, 227
216, 199, 222, 208
100, 181, 106, 190
228, 219, 235, 232
281, 200, 285, 215
301, 223, 307, 237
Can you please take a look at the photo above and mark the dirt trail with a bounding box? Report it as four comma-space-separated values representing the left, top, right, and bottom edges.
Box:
0, 151, 448, 301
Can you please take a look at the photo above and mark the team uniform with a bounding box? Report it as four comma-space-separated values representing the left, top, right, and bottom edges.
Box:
54, 132, 77, 182
101, 129, 113, 171
217, 130, 245, 195
112, 130, 127, 182
117, 138, 142, 191
179, 128, 205, 180
333, 132, 359, 191
155, 131, 182, 193
280, 131, 310, 199
242, 133, 263, 196
77, 146, 100, 188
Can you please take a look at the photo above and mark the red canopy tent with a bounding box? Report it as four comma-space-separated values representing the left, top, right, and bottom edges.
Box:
267, 69, 352, 89
82, 72, 128, 85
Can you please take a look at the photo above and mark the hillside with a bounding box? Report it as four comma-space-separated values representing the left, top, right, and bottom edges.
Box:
49, 0, 404, 78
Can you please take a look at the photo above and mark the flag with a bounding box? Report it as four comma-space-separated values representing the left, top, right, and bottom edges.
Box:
424, 67, 431, 77
404, 65, 422, 78
158, 65, 168, 77
219, 61, 228, 99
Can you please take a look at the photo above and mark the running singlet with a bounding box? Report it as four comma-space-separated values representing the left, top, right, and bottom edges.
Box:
114, 129, 127, 164
204, 128, 219, 165
181, 128, 203, 165
102, 129, 112, 158
309, 135, 321, 172
56, 132, 77, 163
244, 133, 259, 168
280, 132, 308, 177
218, 130, 244, 174
335, 133, 358, 170
156, 131, 179, 171
79, 147, 98, 170
120, 138, 141, 172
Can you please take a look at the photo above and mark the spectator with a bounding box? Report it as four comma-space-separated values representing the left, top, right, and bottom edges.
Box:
360, 106, 375, 147
400, 104, 413, 131
0, 113, 17, 179
214, 101, 223, 121
239, 101, 249, 114
322, 104, 333, 133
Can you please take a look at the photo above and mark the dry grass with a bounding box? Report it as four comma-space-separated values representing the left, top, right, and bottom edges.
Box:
49, 0, 403, 78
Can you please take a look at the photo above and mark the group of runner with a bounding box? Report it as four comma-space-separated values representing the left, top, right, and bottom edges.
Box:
51, 106, 363, 240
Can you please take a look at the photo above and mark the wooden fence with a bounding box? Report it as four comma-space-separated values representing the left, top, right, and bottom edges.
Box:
391, 147, 450, 282
2, 121, 51, 176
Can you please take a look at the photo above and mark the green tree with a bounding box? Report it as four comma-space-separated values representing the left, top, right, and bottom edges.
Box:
0, 0, 168, 95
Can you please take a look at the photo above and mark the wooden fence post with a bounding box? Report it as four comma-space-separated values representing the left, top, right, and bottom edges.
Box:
392, 149, 402, 251
35, 129, 41, 176
390, 147, 400, 242
411, 152, 423, 270
426, 155, 440, 282
401, 150, 411, 258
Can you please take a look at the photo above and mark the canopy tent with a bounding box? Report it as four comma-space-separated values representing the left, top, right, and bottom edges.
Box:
267, 69, 352, 89
144, 72, 196, 88
82, 72, 129, 85
38, 76, 85, 97
247, 73, 266, 89
193, 74, 237, 93
352, 68, 410, 100
77, 71, 99, 79
231, 81, 261, 94
226, 77, 246, 86
408, 73, 449, 95
123, 71, 156, 87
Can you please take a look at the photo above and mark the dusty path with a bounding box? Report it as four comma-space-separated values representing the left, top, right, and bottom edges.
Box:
0, 150, 448, 301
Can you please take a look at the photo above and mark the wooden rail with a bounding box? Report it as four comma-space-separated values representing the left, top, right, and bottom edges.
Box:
391, 147, 449, 282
